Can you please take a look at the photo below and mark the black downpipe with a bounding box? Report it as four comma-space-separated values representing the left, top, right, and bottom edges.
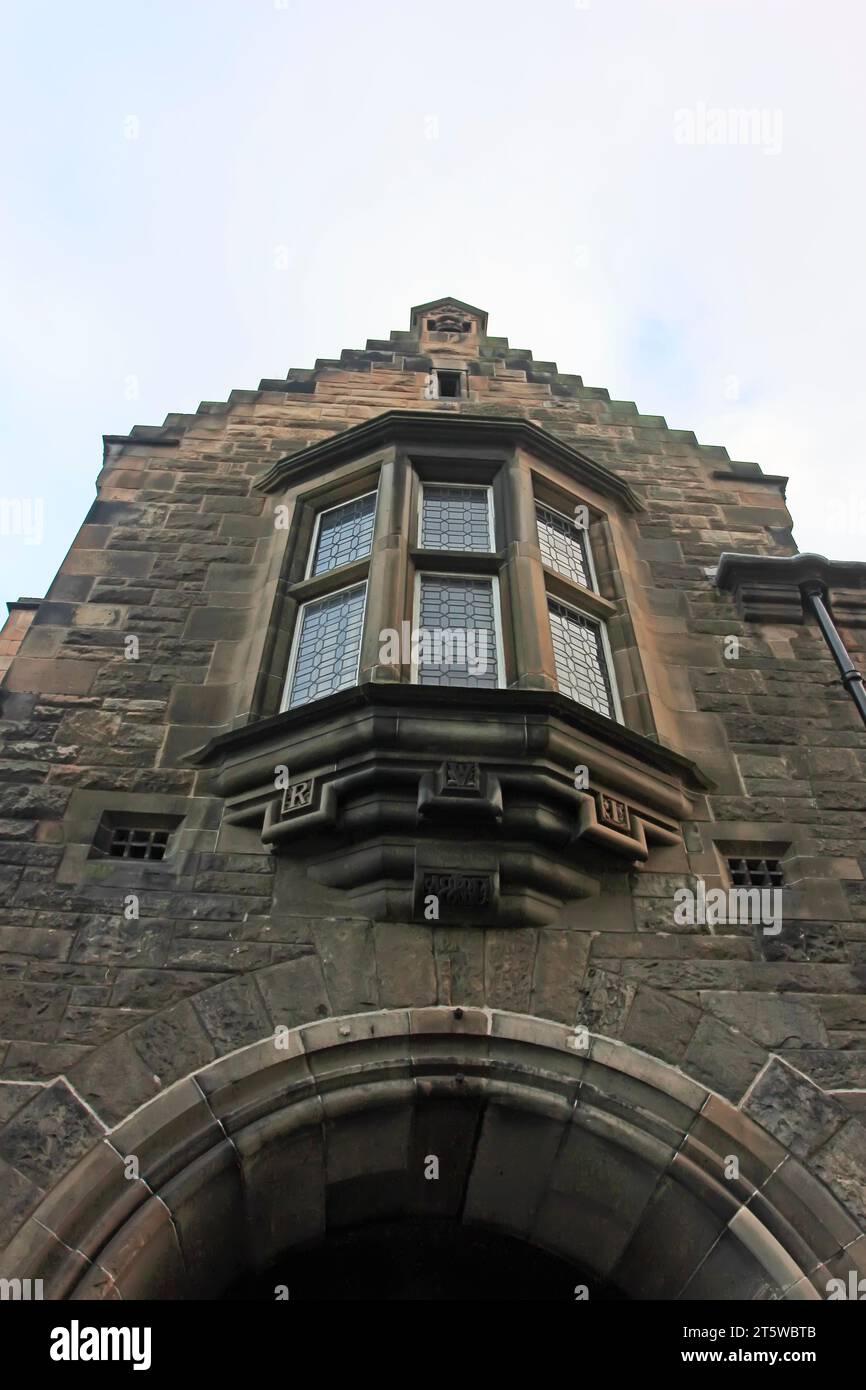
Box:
800, 581, 866, 729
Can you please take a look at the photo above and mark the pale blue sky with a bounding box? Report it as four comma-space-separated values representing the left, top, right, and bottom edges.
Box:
2, 0, 864, 605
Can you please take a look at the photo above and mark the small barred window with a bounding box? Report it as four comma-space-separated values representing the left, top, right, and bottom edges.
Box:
89, 812, 183, 864
727, 857, 784, 888
109, 827, 171, 861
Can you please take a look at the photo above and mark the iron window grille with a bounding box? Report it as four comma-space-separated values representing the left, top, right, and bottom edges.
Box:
89, 811, 184, 864
108, 827, 172, 862
419, 484, 494, 552
727, 857, 784, 888
548, 599, 619, 720
307, 491, 377, 578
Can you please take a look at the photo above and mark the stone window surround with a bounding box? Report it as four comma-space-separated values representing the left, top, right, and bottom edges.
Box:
252, 417, 656, 735
56, 790, 220, 886
685, 822, 856, 925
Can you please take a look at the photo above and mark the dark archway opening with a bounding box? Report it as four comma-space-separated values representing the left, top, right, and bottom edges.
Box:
224, 1217, 627, 1301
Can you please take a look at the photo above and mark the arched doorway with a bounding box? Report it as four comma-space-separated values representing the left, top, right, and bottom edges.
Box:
0, 1009, 854, 1300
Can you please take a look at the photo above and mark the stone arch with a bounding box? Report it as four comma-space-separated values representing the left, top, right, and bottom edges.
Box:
1, 1007, 864, 1301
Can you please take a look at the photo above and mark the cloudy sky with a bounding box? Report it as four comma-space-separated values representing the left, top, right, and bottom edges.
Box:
1, 0, 864, 605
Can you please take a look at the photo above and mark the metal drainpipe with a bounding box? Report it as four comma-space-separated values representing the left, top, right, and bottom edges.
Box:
799, 580, 866, 729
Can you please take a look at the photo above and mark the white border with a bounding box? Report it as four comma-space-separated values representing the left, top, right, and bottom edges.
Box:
535, 499, 600, 593
280, 579, 369, 713
547, 594, 624, 724
417, 483, 495, 553
305, 489, 378, 580
410, 571, 505, 689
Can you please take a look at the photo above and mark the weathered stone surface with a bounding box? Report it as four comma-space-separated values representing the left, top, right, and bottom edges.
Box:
531, 927, 591, 1024
0, 1079, 104, 1188
622, 985, 700, 1064
372, 923, 436, 1007
682, 1016, 768, 1102
127, 1000, 216, 1087
744, 1057, 850, 1158
255, 954, 330, 1030
191, 975, 271, 1054
698, 991, 830, 1048
810, 1120, 866, 1227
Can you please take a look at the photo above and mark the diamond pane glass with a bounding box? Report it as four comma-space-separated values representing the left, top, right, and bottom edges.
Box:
536, 505, 592, 588
417, 577, 498, 688
421, 486, 491, 551
548, 601, 614, 718
287, 584, 366, 709
311, 493, 376, 576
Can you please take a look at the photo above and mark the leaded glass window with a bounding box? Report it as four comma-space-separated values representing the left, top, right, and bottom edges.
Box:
420, 485, 493, 552
536, 504, 592, 588
284, 583, 366, 709
548, 600, 615, 718
310, 493, 376, 576
416, 576, 499, 688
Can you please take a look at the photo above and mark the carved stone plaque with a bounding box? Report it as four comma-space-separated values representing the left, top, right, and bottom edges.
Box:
281, 777, 315, 818
422, 872, 493, 910
442, 761, 481, 793
597, 792, 631, 833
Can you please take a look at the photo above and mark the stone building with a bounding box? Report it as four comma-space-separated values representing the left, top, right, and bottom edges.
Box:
1, 297, 865, 1300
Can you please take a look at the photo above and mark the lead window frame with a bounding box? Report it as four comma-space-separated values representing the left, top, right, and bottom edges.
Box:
535, 499, 601, 594
410, 570, 506, 690
280, 578, 369, 712
417, 482, 496, 554
547, 594, 623, 723
304, 488, 379, 580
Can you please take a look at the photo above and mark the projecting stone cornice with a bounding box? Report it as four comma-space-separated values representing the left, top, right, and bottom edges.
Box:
190, 682, 708, 791
185, 683, 711, 926
254, 409, 645, 510
715, 551, 866, 624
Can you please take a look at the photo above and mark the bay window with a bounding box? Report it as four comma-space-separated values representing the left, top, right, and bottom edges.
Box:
266, 421, 631, 727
